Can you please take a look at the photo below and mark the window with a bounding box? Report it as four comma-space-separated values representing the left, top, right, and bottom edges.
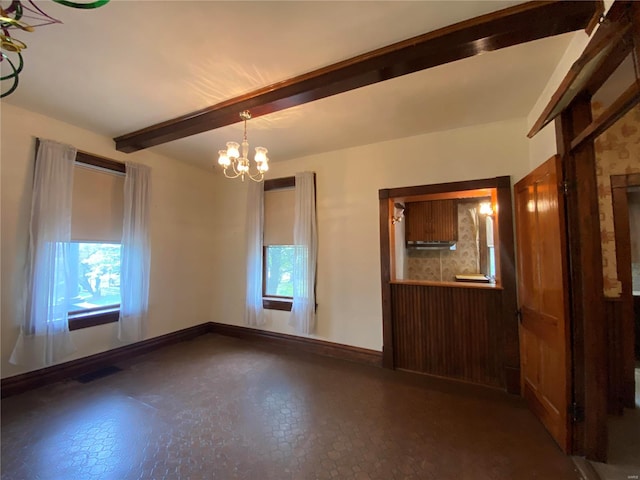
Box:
68, 153, 125, 330
68, 242, 121, 313
262, 177, 295, 311
264, 245, 295, 297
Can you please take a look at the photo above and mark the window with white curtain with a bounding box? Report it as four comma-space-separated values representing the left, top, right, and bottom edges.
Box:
68, 153, 125, 330
262, 177, 296, 311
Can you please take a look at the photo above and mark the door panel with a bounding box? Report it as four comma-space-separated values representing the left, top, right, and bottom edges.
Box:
515, 155, 571, 452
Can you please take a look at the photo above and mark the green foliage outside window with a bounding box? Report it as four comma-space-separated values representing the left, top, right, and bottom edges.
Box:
265, 246, 295, 297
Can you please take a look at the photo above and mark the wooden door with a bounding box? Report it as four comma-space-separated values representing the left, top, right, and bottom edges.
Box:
515, 155, 572, 452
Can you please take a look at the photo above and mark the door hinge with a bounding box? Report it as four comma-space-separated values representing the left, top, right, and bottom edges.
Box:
569, 402, 584, 423
515, 309, 522, 323
559, 181, 571, 196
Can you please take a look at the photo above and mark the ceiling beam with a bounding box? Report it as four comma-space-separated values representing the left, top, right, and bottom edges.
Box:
115, 0, 602, 153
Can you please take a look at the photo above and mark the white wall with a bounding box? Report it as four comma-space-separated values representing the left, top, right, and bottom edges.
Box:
209, 118, 530, 351
1, 103, 218, 378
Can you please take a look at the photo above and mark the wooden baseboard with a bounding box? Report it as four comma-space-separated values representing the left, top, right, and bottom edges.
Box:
208, 322, 383, 367
2, 322, 383, 398
1, 323, 210, 398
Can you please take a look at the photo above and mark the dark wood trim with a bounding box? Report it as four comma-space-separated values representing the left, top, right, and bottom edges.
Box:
528, 1, 631, 138
383, 176, 511, 200
496, 177, 520, 394
604, 297, 629, 414
208, 322, 382, 367
586, 1, 607, 36
114, 1, 600, 153
559, 95, 608, 462
570, 81, 640, 151
611, 172, 640, 188
75, 150, 125, 173
1, 323, 211, 398
35, 139, 126, 173
264, 176, 295, 191
68, 309, 119, 331
585, 31, 633, 98
379, 196, 393, 368
611, 175, 638, 298
263, 298, 293, 312
611, 174, 638, 409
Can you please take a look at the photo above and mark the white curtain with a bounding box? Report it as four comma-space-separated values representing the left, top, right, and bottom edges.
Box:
10, 139, 77, 368
289, 172, 317, 335
245, 180, 265, 326
118, 162, 151, 342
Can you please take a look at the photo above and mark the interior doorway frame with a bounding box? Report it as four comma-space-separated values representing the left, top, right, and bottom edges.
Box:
534, 0, 640, 462
611, 173, 640, 411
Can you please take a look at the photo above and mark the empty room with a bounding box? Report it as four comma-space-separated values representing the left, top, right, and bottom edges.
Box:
2, 1, 639, 479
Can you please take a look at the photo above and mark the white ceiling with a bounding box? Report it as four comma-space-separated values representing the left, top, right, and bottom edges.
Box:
2, 1, 574, 169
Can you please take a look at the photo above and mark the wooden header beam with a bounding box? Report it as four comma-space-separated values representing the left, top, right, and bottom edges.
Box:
115, 1, 602, 153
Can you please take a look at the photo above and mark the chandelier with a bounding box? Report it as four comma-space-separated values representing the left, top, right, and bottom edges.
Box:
217, 110, 269, 182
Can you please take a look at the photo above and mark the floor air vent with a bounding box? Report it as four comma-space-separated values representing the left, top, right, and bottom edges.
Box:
75, 365, 123, 383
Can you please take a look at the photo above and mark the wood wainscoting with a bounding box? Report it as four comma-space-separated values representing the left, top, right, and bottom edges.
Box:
606, 298, 625, 415
605, 296, 636, 414
380, 176, 519, 394
391, 283, 503, 388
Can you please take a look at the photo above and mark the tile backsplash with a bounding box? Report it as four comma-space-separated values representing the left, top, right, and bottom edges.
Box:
407, 200, 483, 282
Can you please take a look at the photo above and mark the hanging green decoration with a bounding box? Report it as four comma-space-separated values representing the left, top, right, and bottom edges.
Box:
1, 0, 109, 98
51, 0, 110, 10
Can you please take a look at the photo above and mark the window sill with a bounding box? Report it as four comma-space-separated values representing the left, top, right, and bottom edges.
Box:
69, 308, 119, 331
263, 298, 293, 312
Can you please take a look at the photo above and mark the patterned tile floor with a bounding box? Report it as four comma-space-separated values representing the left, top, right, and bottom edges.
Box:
1, 334, 580, 480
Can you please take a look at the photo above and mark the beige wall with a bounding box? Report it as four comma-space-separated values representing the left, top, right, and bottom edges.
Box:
594, 103, 640, 297
1, 103, 218, 378
209, 118, 530, 351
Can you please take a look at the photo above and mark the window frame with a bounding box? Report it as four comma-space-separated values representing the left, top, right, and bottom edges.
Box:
262, 176, 296, 312
68, 151, 125, 330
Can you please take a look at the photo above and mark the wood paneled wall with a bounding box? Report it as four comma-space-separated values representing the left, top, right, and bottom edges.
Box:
605, 297, 635, 414
391, 283, 503, 388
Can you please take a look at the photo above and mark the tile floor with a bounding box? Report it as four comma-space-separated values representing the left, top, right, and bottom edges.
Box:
1, 334, 581, 480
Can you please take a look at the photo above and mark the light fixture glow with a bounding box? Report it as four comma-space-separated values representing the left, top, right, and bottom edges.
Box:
479, 202, 494, 216
215, 111, 269, 183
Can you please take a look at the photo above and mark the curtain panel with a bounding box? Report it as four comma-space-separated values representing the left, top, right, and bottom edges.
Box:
289, 172, 317, 335
245, 180, 265, 326
118, 162, 151, 342
10, 139, 77, 368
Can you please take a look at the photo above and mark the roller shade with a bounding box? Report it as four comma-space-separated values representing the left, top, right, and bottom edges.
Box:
71, 164, 124, 242
264, 187, 294, 245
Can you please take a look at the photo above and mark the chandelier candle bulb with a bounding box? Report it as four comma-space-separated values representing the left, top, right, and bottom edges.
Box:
255, 147, 268, 164
226, 142, 240, 159
218, 151, 230, 167
215, 110, 269, 183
